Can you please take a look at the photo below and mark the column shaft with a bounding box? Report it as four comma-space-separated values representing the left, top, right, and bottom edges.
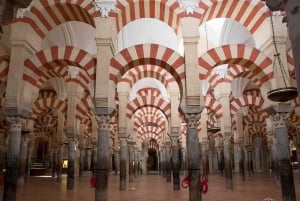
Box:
67, 139, 75, 190
223, 136, 233, 189
119, 139, 127, 191
95, 115, 111, 201
186, 113, 201, 201
3, 117, 22, 201
274, 114, 296, 201
172, 143, 180, 190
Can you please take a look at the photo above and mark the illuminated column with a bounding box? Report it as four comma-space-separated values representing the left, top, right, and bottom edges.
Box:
271, 104, 296, 201
185, 112, 201, 201
95, 115, 112, 201
78, 134, 85, 177
215, 135, 224, 176
17, 131, 31, 187
253, 137, 263, 172
218, 94, 233, 190
3, 117, 22, 201
128, 141, 135, 183
165, 141, 172, 183
119, 137, 127, 190
66, 80, 82, 190
200, 111, 208, 178
170, 135, 180, 190
66, 133, 76, 190
235, 110, 245, 180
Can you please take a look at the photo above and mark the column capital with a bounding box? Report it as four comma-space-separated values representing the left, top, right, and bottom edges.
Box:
96, 114, 112, 131
170, 136, 179, 146
119, 137, 127, 146
223, 133, 232, 145
184, 113, 201, 129
272, 112, 289, 129
6, 116, 24, 131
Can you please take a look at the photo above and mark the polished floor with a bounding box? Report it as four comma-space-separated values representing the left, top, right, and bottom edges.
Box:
5, 171, 300, 201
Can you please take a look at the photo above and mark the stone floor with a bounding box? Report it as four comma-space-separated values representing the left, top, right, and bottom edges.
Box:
5, 171, 300, 201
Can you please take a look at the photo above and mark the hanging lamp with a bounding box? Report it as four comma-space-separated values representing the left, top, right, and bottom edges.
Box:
267, 14, 298, 102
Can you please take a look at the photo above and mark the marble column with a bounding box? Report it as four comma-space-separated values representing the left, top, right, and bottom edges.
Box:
201, 142, 209, 178
3, 116, 22, 201
26, 143, 33, 179
238, 143, 245, 180
84, 148, 91, 171
95, 115, 111, 201
215, 137, 224, 177
247, 147, 253, 176
114, 148, 119, 175
160, 146, 166, 177
273, 112, 296, 201
171, 136, 180, 190
223, 134, 233, 189
51, 148, 57, 178
66, 134, 76, 190
56, 144, 63, 182
165, 142, 172, 183
128, 142, 135, 183
134, 149, 138, 178
79, 148, 84, 177
17, 131, 31, 187
271, 140, 280, 182
185, 113, 201, 201
160, 147, 165, 177
253, 137, 263, 172
119, 137, 127, 191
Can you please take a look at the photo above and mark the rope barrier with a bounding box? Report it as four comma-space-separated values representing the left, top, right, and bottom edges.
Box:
181, 175, 208, 194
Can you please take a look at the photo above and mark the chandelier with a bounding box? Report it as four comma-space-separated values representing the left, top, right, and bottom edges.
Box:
267, 14, 298, 102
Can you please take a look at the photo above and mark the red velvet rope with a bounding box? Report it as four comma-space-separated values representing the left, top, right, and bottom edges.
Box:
181, 175, 208, 194
181, 176, 190, 188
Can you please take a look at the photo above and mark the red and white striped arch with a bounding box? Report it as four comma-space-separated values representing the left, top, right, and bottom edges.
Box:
287, 52, 295, 79
134, 106, 166, 119
30, 97, 67, 120
110, 44, 185, 91
75, 92, 94, 121
204, 94, 222, 119
0, 59, 9, 83
227, 64, 261, 85
136, 87, 162, 97
249, 126, 266, 139
198, 45, 273, 85
231, 95, 264, 115
200, 0, 269, 34
39, 89, 57, 99
120, 65, 176, 89
138, 132, 162, 143
24, 46, 96, 89
243, 112, 267, 126
126, 96, 171, 119
134, 115, 166, 132
112, 0, 185, 33
35, 115, 57, 127
19, 0, 97, 39
288, 113, 300, 128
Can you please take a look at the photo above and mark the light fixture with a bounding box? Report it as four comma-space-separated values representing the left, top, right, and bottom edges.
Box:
267, 14, 298, 102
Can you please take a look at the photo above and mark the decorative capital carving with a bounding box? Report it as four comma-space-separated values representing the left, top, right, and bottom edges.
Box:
119, 137, 127, 146
93, 0, 116, 18
184, 113, 201, 129
170, 136, 179, 146
178, 0, 200, 14
272, 112, 289, 129
96, 115, 111, 130
6, 116, 23, 130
